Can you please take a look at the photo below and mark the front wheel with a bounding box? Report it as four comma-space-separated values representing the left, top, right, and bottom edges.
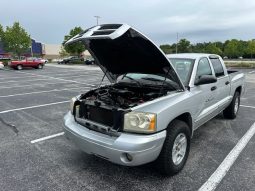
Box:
156, 120, 191, 175
16, 65, 23, 70
37, 64, 43, 69
223, 91, 240, 119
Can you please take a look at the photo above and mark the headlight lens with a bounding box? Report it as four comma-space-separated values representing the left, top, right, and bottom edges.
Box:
124, 112, 156, 133
70, 97, 77, 115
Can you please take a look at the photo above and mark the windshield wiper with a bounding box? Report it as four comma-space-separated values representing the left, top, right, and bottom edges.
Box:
122, 74, 141, 87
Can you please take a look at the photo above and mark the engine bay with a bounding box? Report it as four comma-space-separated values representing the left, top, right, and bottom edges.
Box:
80, 83, 168, 109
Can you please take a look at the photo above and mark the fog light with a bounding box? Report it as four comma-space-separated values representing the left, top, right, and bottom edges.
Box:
125, 153, 133, 162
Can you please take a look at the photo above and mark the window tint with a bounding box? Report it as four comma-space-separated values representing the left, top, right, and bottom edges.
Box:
196, 58, 212, 79
210, 58, 225, 77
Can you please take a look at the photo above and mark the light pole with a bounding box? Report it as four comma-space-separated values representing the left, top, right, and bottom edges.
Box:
176, 32, 179, 54
94, 16, 101, 26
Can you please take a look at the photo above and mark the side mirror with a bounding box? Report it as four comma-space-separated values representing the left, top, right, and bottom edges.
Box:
195, 75, 217, 86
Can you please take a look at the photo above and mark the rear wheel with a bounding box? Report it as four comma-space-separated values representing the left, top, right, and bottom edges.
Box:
156, 120, 191, 175
16, 65, 23, 70
223, 91, 240, 119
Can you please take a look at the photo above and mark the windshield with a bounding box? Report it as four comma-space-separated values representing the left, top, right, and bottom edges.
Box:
168, 58, 195, 86
117, 73, 180, 90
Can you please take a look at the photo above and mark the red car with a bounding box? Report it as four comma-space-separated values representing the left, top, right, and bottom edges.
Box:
9, 57, 44, 70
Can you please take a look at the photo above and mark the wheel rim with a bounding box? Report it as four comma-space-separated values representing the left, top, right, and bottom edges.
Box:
172, 133, 187, 165
17, 65, 22, 70
39, 65, 42, 69
234, 96, 240, 114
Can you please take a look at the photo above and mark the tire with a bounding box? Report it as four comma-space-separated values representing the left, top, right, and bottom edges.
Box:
156, 120, 191, 175
37, 64, 43, 69
16, 65, 23, 70
223, 91, 240, 119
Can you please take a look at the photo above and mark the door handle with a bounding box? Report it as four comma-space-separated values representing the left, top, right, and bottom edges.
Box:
211, 86, 217, 91
225, 81, 230, 85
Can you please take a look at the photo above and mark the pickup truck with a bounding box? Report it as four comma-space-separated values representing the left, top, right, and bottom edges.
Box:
63, 24, 245, 175
9, 57, 44, 70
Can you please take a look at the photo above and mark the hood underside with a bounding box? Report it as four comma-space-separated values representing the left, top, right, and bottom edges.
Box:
65, 24, 184, 89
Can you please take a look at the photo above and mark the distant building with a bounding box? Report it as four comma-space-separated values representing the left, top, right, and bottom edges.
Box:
43, 44, 62, 59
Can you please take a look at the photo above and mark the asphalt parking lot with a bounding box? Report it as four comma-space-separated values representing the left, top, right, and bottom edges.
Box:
0, 65, 254, 191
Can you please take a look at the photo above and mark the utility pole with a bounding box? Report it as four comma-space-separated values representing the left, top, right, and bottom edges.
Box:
176, 32, 179, 54
94, 16, 101, 26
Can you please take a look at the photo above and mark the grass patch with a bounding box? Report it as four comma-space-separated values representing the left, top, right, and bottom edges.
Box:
225, 62, 255, 68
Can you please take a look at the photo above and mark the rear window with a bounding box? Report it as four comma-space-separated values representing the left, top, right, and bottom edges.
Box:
210, 58, 225, 77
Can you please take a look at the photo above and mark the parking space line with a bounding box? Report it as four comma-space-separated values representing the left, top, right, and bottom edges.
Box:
0, 81, 71, 89
16, 70, 96, 87
0, 87, 91, 98
0, 100, 69, 114
198, 122, 255, 191
240, 105, 255, 109
248, 70, 255, 74
31, 132, 64, 144
0, 78, 53, 84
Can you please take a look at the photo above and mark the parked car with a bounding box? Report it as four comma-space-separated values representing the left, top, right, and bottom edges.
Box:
0, 61, 4, 69
9, 57, 45, 70
63, 24, 245, 175
58, 56, 83, 64
84, 58, 95, 65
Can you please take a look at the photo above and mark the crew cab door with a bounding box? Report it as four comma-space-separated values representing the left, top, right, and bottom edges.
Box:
192, 57, 218, 128
209, 57, 231, 112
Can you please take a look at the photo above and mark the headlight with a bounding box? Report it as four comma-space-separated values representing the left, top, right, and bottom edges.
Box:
124, 112, 156, 133
70, 97, 77, 115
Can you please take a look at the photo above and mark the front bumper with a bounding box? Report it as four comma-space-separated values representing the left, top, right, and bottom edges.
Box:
63, 112, 166, 166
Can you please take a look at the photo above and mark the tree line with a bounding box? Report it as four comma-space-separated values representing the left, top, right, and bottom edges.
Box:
160, 38, 255, 59
0, 22, 31, 57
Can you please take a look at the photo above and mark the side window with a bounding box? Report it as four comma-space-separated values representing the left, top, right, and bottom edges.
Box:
196, 58, 212, 79
210, 58, 225, 77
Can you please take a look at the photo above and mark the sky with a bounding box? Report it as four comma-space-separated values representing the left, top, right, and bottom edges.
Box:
1, 0, 255, 45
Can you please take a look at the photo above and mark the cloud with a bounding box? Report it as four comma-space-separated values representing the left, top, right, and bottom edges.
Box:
0, 0, 254, 44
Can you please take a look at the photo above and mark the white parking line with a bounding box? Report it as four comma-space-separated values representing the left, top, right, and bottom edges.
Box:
0, 100, 69, 114
240, 104, 255, 109
16, 70, 95, 87
0, 87, 91, 98
0, 78, 53, 84
199, 122, 255, 191
31, 132, 65, 144
248, 70, 255, 74
0, 81, 71, 89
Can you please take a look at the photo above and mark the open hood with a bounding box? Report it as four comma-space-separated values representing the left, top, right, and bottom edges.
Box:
65, 24, 184, 90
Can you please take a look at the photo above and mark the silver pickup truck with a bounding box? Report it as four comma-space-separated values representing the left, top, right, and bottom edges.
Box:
63, 24, 245, 175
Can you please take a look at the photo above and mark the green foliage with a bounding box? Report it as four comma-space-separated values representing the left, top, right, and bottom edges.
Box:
160, 38, 255, 59
3, 22, 31, 56
63, 27, 86, 55
247, 40, 255, 58
178, 39, 191, 53
0, 24, 4, 41
160, 44, 173, 54
224, 39, 240, 58
59, 46, 69, 57
205, 43, 222, 55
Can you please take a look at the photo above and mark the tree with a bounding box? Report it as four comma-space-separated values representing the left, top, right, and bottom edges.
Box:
160, 44, 173, 54
0, 24, 4, 41
224, 39, 239, 58
247, 40, 255, 59
178, 39, 191, 53
59, 46, 69, 57
3, 22, 31, 57
205, 43, 222, 55
63, 27, 86, 55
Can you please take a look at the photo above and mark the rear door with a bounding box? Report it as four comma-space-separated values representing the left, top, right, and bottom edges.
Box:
192, 57, 218, 128
209, 57, 231, 112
